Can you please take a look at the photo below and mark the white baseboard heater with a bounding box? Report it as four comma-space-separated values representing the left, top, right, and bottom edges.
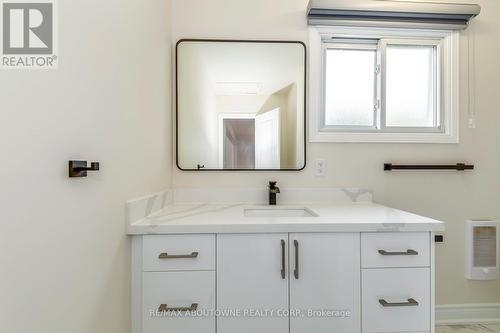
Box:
465, 220, 499, 281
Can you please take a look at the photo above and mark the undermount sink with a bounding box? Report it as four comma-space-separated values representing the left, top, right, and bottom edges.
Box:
244, 207, 318, 218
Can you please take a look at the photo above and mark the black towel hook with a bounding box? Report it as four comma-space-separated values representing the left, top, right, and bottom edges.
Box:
69, 160, 100, 178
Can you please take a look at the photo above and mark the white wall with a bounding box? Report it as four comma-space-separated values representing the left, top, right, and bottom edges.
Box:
1, 2, 498, 333
0, 0, 172, 332
171, 0, 500, 305
177, 46, 217, 169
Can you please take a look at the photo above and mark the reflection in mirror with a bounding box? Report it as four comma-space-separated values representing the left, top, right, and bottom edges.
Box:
176, 40, 306, 170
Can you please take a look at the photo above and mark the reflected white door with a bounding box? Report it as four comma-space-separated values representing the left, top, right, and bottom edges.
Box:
255, 108, 280, 169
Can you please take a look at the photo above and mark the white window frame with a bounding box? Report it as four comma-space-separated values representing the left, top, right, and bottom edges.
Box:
309, 26, 460, 143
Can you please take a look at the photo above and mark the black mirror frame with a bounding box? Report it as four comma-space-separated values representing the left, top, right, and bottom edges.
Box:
175, 39, 307, 172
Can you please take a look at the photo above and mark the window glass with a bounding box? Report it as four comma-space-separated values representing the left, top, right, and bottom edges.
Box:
385, 45, 436, 128
324, 48, 376, 127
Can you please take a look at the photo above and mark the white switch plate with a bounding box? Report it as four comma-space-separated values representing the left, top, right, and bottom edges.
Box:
315, 159, 326, 177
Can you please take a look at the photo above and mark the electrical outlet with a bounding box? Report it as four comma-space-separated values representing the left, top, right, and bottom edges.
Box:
315, 159, 326, 177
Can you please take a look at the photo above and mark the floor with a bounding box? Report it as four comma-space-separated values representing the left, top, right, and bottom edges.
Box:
437, 325, 500, 333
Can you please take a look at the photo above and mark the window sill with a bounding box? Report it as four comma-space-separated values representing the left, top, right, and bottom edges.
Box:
309, 130, 459, 144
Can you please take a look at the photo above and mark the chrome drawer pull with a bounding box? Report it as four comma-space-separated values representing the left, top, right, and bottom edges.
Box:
158, 303, 198, 312
378, 249, 418, 256
379, 298, 419, 307
158, 252, 199, 259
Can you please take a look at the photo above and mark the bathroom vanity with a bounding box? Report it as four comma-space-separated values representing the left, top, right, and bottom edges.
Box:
127, 189, 444, 333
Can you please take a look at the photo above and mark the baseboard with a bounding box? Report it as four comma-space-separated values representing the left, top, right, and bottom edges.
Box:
436, 303, 500, 325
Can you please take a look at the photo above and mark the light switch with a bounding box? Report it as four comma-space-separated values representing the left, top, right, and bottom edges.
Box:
315, 159, 326, 177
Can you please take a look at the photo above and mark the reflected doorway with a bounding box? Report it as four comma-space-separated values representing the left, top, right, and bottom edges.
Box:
218, 109, 281, 170
220, 116, 255, 169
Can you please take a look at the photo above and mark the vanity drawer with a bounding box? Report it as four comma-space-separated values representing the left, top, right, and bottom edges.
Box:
143, 271, 215, 333
361, 232, 430, 268
143, 234, 215, 271
362, 268, 430, 333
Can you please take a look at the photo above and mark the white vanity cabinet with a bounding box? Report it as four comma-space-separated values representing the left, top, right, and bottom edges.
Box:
132, 232, 435, 333
217, 234, 289, 333
216, 233, 360, 333
289, 233, 360, 333
361, 232, 433, 333
134, 235, 216, 333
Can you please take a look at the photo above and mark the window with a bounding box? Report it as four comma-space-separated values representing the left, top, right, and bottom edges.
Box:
324, 44, 377, 128
310, 26, 459, 143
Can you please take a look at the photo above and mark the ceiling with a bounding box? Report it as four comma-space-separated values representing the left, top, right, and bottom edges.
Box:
179, 41, 305, 95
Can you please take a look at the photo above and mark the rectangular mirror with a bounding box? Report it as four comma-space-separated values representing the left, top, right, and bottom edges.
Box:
176, 40, 306, 171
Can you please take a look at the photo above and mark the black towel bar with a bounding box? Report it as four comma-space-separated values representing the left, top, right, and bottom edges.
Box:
384, 163, 474, 171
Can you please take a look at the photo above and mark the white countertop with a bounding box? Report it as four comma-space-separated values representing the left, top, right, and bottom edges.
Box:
127, 202, 444, 235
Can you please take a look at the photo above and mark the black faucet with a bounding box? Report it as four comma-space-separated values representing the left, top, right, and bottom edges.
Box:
268, 181, 280, 205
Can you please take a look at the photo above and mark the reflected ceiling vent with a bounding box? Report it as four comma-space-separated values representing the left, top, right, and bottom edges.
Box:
465, 220, 499, 280
214, 82, 262, 95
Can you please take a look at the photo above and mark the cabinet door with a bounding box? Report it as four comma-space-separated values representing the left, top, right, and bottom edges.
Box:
217, 234, 289, 333
290, 233, 361, 333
